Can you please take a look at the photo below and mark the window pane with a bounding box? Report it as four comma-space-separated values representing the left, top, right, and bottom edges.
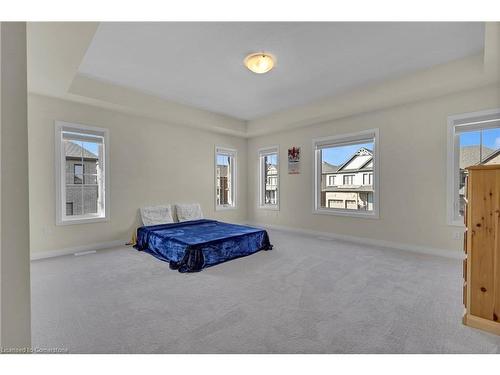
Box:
63, 137, 102, 217
84, 174, 98, 185
83, 185, 99, 215
65, 186, 83, 216
457, 128, 500, 218
458, 131, 480, 217
216, 154, 233, 206
320, 141, 374, 211
459, 131, 481, 168
263, 153, 278, 205
481, 128, 500, 163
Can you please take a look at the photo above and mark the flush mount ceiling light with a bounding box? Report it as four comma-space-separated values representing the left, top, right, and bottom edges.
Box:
244, 52, 275, 74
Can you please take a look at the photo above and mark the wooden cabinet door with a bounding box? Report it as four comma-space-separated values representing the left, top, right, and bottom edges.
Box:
469, 169, 497, 320
495, 170, 500, 323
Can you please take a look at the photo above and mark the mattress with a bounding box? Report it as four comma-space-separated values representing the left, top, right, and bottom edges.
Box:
134, 219, 273, 272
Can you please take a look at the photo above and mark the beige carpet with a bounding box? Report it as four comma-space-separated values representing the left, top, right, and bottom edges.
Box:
31, 229, 500, 353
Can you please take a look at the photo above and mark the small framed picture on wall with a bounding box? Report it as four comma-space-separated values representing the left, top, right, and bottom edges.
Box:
288, 146, 301, 174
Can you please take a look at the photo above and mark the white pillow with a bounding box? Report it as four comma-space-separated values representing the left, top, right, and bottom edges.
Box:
140, 205, 175, 226
175, 203, 204, 222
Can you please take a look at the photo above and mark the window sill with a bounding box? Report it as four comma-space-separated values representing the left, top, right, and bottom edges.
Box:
313, 208, 379, 219
57, 216, 109, 226
215, 205, 237, 211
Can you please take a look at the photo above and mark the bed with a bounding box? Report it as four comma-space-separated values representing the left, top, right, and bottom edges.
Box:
134, 219, 273, 272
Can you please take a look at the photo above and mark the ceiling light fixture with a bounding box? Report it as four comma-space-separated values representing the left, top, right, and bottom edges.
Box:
244, 52, 275, 74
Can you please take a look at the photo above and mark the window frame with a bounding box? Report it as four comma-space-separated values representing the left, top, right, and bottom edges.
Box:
447, 108, 500, 226
55, 121, 110, 225
214, 146, 237, 211
258, 146, 280, 210
312, 128, 379, 219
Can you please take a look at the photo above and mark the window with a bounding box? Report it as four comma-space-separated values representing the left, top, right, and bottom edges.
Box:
259, 146, 279, 209
215, 146, 237, 210
313, 129, 379, 218
73, 164, 84, 184
328, 175, 335, 186
55, 121, 109, 225
328, 199, 343, 208
447, 109, 500, 225
343, 175, 354, 185
345, 200, 357, 209
363, 173, 373, 185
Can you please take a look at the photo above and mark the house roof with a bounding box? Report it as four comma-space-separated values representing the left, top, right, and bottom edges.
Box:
322, 147, 373, 175
322, 161, 339, 174
460, 145, 494, 169
65, 141, 98, 159
479, 147, 500, 165
320, 147, 375, 192
337, 147, 372, 172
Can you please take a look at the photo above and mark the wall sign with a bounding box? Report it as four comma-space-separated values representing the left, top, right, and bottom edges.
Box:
288, 146, 301, 174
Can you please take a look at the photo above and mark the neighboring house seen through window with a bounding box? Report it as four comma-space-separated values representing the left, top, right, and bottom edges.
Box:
66, 202, 74, 216
314, 129, 379, 218
259, 146, 279, 209
448, 109, 500, 225
55, 121, 109, 225
215, 146, 236, 210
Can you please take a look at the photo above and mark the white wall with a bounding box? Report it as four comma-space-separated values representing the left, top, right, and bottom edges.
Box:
28, 94, 248, 255
28, 81, 500, 257
247, 84, 500, 253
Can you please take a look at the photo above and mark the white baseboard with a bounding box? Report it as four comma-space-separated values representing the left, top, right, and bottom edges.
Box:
247, 222, 462, 260
31, 224, 462, 261
31, 239, 127, 261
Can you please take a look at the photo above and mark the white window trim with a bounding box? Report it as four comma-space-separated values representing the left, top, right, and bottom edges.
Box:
55, 121, 110, 225
312, 128, 380, 219
258, 145, 280, 211
446, 108, 500, 226
215, 146, 237, 211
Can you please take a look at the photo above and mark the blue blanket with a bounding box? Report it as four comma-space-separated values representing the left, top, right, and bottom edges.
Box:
134, 219, 272, 273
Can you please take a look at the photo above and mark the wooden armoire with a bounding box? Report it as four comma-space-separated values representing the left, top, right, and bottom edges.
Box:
463, 165, 500, 335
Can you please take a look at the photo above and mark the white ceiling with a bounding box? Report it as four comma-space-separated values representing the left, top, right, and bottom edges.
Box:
79, 22, 484, 120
